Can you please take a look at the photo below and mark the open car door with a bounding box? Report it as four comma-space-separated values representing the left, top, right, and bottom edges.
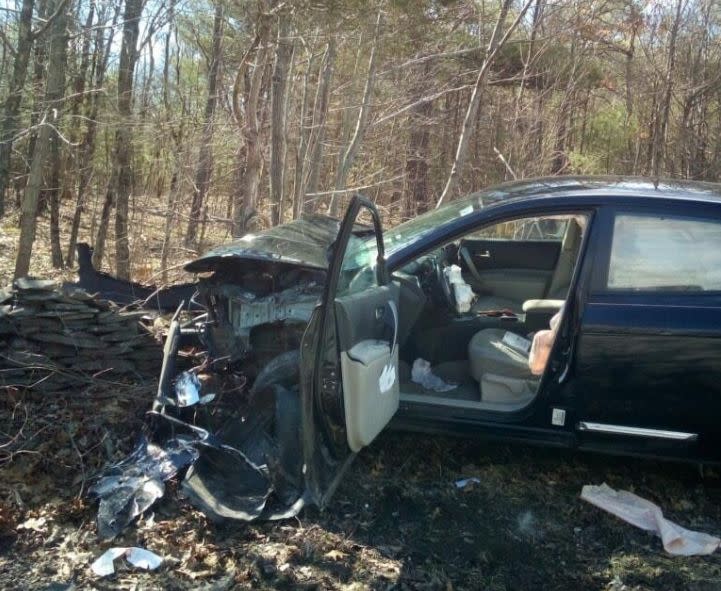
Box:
300, 195, 400, 507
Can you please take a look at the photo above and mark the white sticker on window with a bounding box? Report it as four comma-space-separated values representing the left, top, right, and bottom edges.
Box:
379, 363, 396, 393
459, 205, 474, 217
552, 408, 566, 427
502, 331, 531, 354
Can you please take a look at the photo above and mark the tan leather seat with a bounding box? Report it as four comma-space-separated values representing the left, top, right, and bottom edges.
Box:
469, 329, 533, 381
468, 329, 537, 404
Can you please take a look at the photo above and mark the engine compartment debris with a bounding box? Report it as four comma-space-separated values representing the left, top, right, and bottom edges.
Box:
83, 258, 322, 537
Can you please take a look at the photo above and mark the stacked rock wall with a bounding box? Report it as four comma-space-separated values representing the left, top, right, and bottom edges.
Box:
0, 278, 162, 392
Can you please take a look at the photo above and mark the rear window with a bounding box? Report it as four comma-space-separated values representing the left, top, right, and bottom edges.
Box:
608, 214, 721, 291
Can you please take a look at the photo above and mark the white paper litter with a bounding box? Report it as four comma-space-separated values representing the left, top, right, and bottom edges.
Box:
443, 265, 476, 314
455, 477, 481, 489
91, 547, 164, 577
411, 358, 457, 392
581, 483, 721, 556
502, 331, 532, 354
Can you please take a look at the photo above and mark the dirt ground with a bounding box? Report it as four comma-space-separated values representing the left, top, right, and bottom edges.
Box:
2, 383, 721, 591
3, 214, 721, 590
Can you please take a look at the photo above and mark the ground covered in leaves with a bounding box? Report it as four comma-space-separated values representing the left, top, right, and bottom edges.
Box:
1, 388, 721, 591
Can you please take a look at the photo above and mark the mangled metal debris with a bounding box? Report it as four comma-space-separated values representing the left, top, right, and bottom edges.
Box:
89, 261, 315, 536
89, 436, 198, 539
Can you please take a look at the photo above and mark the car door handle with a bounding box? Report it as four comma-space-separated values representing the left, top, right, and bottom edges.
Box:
477, 250, 491, 258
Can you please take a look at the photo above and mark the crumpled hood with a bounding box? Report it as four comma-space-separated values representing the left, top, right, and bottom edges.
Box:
185, 215, 343, 273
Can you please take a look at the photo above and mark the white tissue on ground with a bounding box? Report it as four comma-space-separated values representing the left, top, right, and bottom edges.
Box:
91, 546, 164, 577
411, 358, 457, 392
581, 483, 721, 556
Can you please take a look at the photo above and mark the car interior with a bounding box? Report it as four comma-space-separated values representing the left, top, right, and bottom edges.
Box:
389, 213, 589, 412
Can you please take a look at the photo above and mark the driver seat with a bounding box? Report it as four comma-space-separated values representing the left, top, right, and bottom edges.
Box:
471, 218, 584, 314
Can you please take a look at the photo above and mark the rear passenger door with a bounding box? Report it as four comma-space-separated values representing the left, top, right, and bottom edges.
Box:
574, 206, 721, 461
458, 217, 564, 303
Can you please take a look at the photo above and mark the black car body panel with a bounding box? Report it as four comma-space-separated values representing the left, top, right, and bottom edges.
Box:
185, 215, 342, 273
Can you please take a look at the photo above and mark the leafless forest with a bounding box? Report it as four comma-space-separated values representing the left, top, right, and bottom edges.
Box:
0, 0, 720, 281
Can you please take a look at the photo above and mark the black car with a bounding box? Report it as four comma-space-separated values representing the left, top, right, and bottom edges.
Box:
144, 176, 721, 521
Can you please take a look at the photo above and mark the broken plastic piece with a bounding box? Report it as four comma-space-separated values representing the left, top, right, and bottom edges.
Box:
174, 371, 201, 407
581, 483, 721, 556
90, 546, 164, 577
411, 358, 457, 392
89, 436, 198, 539
443, 265, 476, 314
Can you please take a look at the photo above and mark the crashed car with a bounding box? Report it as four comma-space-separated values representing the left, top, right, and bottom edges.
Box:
94, 176, 721, 532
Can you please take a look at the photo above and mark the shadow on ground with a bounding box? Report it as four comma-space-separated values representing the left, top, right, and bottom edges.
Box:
3, 429, 721, 590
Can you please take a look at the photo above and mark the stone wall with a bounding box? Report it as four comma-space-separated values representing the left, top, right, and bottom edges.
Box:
0, 278, 163, 392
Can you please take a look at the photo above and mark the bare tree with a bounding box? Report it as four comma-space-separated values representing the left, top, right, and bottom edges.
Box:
14, 0, 69, 278
0, 0, 34, 217
232, 16, 270, 237
269, 7, 293, 226
93, 0, 143, 278
328, 10, 382, 216
184, 0, 224, 248
650, 0, 686, 180
436, 0, 536, 208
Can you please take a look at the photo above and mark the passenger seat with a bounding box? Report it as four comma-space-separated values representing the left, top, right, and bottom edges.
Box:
468, 310, 564, 405
468, 329, 537, 404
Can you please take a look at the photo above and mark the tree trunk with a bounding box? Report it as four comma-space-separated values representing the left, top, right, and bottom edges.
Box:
304, 38, 335, 202
404, 61, 433, 218
184, 0, 224, 248
651, 0, 685, 180
0, 0, 34, 217
437, 0, 535, 208
232, 18, 270, 237
292, 40, 318, 219
93, 0, 142, 277
329, 11, 382, 216
67, 4, 117, 266
269, 10, 293, 226
14, 0, 68, 279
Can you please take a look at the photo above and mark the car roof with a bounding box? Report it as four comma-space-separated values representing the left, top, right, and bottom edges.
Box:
466, 175, 721, 207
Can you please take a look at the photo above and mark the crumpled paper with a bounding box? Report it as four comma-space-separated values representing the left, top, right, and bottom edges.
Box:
411, 358, 457, 392
581, 483, 721, 556
90, 547, 164, 577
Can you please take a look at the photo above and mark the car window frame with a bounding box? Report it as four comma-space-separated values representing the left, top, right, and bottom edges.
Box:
590, 204, 721, 300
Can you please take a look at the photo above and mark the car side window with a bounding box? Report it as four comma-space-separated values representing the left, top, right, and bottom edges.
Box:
337, 234, 379, 296
471, 216, 568, 241
607, 214, 721, 291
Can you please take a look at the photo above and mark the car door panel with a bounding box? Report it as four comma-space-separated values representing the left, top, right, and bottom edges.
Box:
575, 298, 721, 458
335, 283, 400, 451
459, 239, 561, 300
301, 195, 398, 505
573, 207, 721, 461
471, 269, 551, 302
461, 239, 561, 271
334, 283, 399, 350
